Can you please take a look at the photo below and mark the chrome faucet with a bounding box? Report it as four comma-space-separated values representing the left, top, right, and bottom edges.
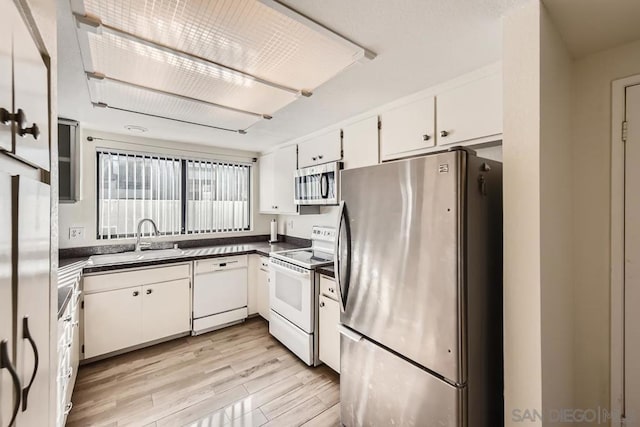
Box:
135, 218, 159, 252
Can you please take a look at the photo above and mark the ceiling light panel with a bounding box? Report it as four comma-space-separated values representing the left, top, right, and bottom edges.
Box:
76, 0, 364, 92
91, 78, 262, 131
86, 32, 298, 114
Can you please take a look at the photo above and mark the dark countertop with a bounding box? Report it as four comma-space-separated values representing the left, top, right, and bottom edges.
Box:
317, 265, 335, 278
57, 240, 305, 318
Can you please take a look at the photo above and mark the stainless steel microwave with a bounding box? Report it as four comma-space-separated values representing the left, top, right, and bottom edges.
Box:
294, 162, 342, 206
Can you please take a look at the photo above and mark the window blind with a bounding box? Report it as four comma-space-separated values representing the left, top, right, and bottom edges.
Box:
186, 160, 250, 233
97, 150, 251, 239
97, 151, 182, 239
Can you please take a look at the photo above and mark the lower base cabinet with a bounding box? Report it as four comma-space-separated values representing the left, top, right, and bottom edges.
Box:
257, 257, 271, 321
57, 285, 81, 426
83, 263, 191, 359
319, 276, 341, 373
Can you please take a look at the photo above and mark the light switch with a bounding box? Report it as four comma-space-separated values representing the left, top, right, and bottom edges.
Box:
69, 227, 85, 240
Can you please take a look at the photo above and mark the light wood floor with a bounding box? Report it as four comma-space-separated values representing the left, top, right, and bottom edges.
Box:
68, 317, 340, 427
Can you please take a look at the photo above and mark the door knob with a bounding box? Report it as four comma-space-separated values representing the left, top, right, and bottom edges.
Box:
440, 130, 449, 137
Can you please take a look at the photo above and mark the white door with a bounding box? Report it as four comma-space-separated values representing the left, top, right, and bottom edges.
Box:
259, 151, 275, 213
84, 287, 143, 358
626, 83, 640, 421
142, 279, 191, 342
343, 116, 379, 170
273, 145, 298, 214
319, 295, 341, 373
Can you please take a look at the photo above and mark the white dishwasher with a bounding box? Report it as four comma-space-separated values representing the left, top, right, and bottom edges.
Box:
193, 255, 248, 335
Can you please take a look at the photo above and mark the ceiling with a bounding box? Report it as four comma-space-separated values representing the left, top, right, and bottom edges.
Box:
58, 0, 520, 152
544, 0, 640, 58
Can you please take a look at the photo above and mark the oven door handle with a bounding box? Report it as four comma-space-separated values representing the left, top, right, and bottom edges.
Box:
269, 261, 311, 279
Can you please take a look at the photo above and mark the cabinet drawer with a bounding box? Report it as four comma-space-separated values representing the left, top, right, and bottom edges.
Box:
195, 255, 248, 274
84, 263, 191, 293
320, 275, 338, 301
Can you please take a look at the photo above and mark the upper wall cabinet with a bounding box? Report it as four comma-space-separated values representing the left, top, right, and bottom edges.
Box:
380, 96, 436, 161
259, 145, 299, 215
436, 72, 502, 147
298, 130, 342, 168
0, 1, 49, 170
342, 116, 379, 170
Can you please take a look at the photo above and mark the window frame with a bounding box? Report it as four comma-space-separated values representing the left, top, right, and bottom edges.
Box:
95, 149, 252, 240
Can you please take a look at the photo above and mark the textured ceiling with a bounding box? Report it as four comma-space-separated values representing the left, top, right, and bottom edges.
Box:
544, 0, 640, 58
58, 0, 521, 152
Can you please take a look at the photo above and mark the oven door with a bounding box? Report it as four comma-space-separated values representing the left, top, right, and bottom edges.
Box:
269, 259, 314, 333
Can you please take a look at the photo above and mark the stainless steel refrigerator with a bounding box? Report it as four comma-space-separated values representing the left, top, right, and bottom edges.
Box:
335, 148, 503, 427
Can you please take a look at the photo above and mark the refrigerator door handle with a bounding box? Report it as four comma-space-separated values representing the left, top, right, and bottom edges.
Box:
334, 200, 351, 312
338, 324, 362, 342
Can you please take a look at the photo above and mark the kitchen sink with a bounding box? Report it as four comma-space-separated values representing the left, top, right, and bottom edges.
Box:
88, 248, 185, 266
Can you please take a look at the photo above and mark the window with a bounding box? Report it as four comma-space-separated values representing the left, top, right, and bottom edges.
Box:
97, 150, 251, 239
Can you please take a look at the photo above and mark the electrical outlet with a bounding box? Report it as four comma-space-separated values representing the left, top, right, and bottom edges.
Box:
69, 227, 85, 241
287, 219, 294, 230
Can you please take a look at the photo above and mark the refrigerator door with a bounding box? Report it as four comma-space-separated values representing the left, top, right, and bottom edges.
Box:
14, 176, 50, 426
340, 326, 463, 427
338, 151, 465, 383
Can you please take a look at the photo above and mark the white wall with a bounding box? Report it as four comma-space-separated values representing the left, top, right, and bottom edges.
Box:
571, 38, 640, 418
539, 3, 574, 422
503, 3, 544, 425
59, 129, 274, 248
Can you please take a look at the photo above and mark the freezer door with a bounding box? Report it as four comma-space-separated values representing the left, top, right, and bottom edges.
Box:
338, 151, 465, 383
340, 326, 464, 427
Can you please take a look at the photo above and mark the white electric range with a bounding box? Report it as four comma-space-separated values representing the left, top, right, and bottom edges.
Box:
268, 226, 335, 366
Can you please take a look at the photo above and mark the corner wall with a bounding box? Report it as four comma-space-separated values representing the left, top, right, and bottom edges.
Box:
502, 1, 574, 424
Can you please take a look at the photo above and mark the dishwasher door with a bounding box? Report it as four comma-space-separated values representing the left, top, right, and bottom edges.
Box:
193, 257, 248, 333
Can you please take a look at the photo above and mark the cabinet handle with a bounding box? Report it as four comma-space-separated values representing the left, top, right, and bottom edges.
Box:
63, 315, 72, 322
312, 156, 317, 161
19, 122, 40, 140
133, 291, 139, 297
1, 107, 26, 128
320, 301, 325, 307
422, 134, 430, 141
329, 287, 335, 293
0, 107, 11, 125
63, 402, 73, 415
440, 130, 449, 137
274, 206, 278, 209
0, 339, 21, 426
318, 155, 324, 160
22, 316, 39, 412
146, 289, 153, 295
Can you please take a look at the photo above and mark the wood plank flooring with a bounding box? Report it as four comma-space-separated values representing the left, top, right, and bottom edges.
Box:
68, 317, 340, 427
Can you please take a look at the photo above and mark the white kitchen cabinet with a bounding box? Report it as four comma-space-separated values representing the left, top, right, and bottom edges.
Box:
342, 116, 379, 170
298, 129, 342, 168
142, 279, 191, 342
257, 257, 271, 321
259, 145, 299, 214
84, 286, 143, 359
319, 292, 341, 374
380, 96, 436, 161
436, 72, 502, 146
83, 263, 192, 359
57, 286, 81, 427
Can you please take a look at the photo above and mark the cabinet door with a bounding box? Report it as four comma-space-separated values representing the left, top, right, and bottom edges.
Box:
142, 279, 191, 343
298, 130, 342, 168
0, 1, 13, 152
247, 255, 260, 315
12, 4, 50, 171
343, 116, 379, 170
273, 145, 298, 214
84, 287, 143, 359
0, 173, 15, 427
380, 96, 435, 161
259, 151, 276, 213
436, 72, 502, 146
257, 266, 270, 321
14, 177, 50, 427
319, 295, 340, 373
